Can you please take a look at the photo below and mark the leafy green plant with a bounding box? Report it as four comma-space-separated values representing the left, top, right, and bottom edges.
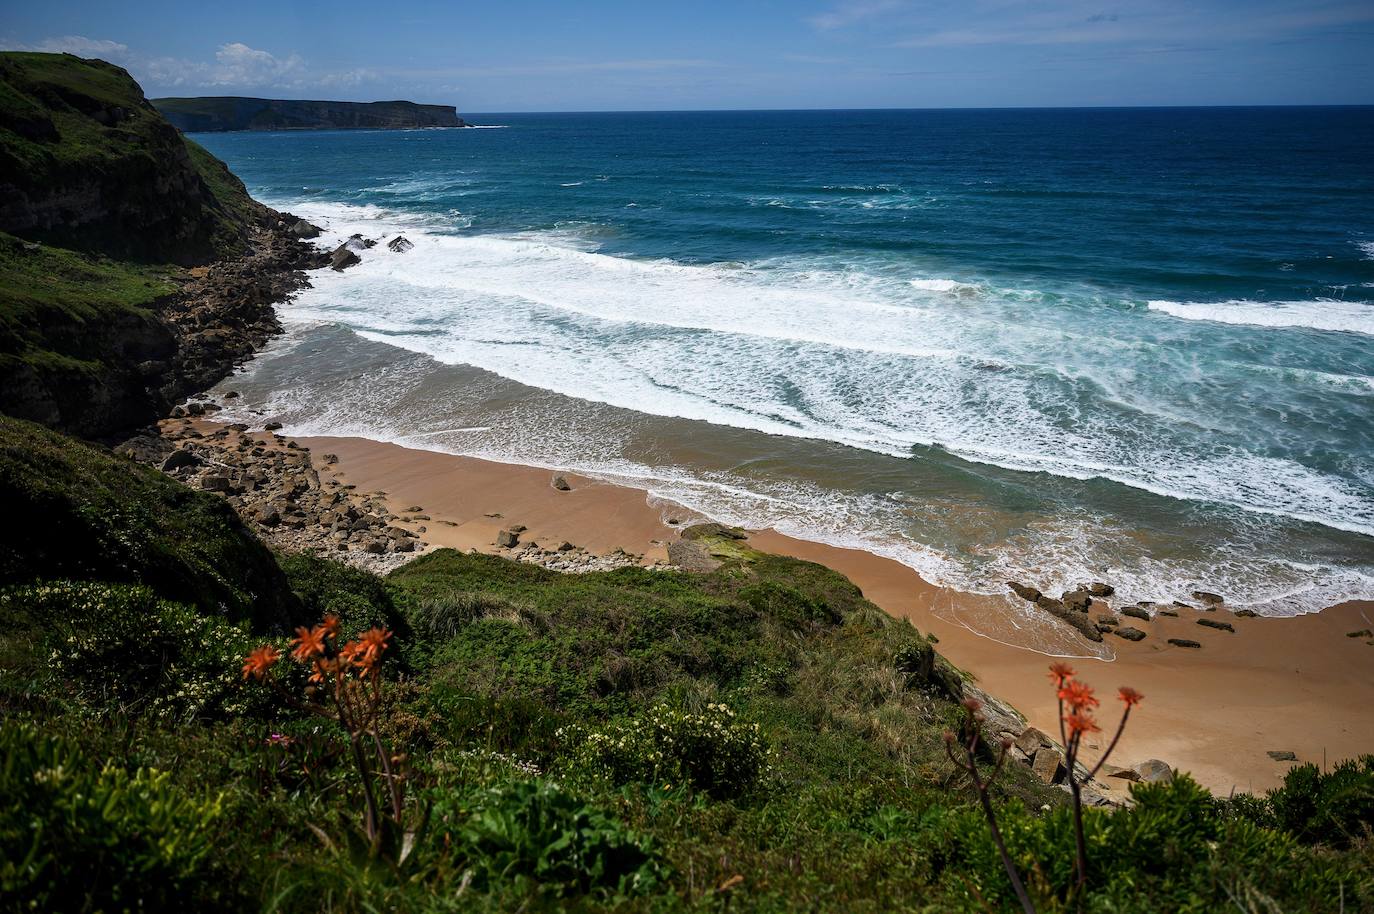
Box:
561, 702, 771, 798
1267, 755, 1374, 848
0, 722, 224, 911
448, 780, 666, 899
8, 579, 256, 719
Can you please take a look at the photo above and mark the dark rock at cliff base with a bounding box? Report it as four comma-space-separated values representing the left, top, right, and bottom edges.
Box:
1007, 582, 1041, 602
330, 244, 361, 271
288, 219, 321, 239
1197, 618, 1234, 633
1083, 581, 1115, 597
1267, 750, 1298, 761
551, 474, 572, 491
496, 529, 520, 548
1121, 606, 1151, 621
1062, 590, 1092, 613
161, 448, 200, 472
1114, 626, 1146, 642
1192, 590, 1224, 606
1235, 609, 1259, 618
1168, 638, 1201, 649
680, 522, 747, 541
387, 235, 414, 253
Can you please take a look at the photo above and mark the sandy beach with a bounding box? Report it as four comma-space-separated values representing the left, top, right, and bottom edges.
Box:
300, 433, 1374, 795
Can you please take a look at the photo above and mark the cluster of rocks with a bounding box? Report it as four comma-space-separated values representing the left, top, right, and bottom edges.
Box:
1005, 724, 1174, 801
1005, 580, 1250, 648
328, 233, 413, 271
123, 417, 424, 574
491, 523, 650, 574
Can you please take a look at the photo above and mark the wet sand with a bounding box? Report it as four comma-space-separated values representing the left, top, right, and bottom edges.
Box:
301, 434, 1374, 794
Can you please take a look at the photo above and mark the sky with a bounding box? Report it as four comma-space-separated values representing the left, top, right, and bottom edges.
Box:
3, 0, 1373, 111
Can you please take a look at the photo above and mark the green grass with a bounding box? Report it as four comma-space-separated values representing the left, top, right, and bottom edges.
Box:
0, 415, 300, 631
2, 438, 1370, 912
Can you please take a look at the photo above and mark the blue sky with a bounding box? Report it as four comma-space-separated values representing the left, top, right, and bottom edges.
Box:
4, 0, 1373, 110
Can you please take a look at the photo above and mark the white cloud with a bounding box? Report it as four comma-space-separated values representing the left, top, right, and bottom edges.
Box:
807, 0, 907, 31
2, 34, 130, 58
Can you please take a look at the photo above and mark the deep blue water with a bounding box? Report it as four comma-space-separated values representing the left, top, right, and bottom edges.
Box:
193, 107, 1374, 624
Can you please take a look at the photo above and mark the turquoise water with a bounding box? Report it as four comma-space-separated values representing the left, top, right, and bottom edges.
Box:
194, 108, 1374, 623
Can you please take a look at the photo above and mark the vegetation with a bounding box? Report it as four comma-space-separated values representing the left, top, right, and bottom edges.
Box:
1, 419, 1371, 911
0, 51, 267, 263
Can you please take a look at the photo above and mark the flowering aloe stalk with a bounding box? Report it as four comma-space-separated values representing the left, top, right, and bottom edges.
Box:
243, 616, 406, 848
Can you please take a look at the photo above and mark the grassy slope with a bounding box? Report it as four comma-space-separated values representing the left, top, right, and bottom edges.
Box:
0, 415, 300, 631
1, 434, 1369, 910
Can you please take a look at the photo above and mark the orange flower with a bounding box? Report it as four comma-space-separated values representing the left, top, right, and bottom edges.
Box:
1118, 686, 1144, 708
308, 658, 337, 684
290, 625, 326, 662
242, 644, 280, 680
359, 627, 391, 658
1058, 680, 1099, 711
1048, 662, 1075, 687
1064, 711, 1100, 735
317, 614, 341, 640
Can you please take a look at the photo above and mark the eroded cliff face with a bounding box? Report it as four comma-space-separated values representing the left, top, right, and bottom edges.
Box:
151, 96, 465, 132
0, 52, 325, 440
0, 53, 272, 264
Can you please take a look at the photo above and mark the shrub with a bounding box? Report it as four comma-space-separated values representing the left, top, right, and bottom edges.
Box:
7, 580, 255, 719
562, 702, 770, 798
1267, 755, 1374, 848
0, 722, 224, 911
446, 780, 666, 899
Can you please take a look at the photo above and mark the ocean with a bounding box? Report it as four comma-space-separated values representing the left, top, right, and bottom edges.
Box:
192, 107, 1374, 620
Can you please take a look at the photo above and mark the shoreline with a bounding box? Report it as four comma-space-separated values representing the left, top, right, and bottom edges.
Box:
295, 433, 1374, 795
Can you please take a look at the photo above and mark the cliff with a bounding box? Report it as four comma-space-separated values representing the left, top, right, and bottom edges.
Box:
151, 96, 465, 132
0, 52, 322, 439
0, 53, 274, 263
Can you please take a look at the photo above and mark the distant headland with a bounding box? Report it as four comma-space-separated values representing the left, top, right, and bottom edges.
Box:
150, 96, 466, 132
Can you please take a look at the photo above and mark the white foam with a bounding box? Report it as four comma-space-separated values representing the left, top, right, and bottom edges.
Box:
1148, 299, 1374, 335
909, 278, 980, 295
1356, 240, 1374, 260
265, 200, 1374, 545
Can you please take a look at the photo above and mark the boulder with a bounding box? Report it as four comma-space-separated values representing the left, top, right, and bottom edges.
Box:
198, 474, 232, 492
1084, 582, 1115, 597
1014, 727, 1051, 756
1031, 747, 1065, 784
1113, 626, 1146, 642
329, 244, 361, 271
1192, 590, 1224, 606
1167, 638, 1201, 649
1096, 614, 1118, 626
161, 448, 200, 472
1062, 590, 1092, 613
186, 401, 205, 416
387, 235, 414, 253
680, 522, 746, 541
667, 539, 722, 572
1035, 595, 1065, 613
496, 529, 520, 548
1267, 750, 1298, 761
1007, 582, 1041, 602
1104, 764, 1141, 782
1133, 759, 1173, 784
1121, 606, 1151, 621
264, 422, 282, 431
551, 474, 572, 491
557, 541, 576, 552
1197, 618, 1234, 633
1234, 609, 1259, 618
289, 219, 322, 239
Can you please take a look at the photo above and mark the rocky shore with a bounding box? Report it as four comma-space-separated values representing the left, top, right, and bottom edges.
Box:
120, 414, 654, 577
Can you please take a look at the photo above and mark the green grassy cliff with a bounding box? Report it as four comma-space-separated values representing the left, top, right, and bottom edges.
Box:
0, 52, 304, 439
0, 52, 271, 263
